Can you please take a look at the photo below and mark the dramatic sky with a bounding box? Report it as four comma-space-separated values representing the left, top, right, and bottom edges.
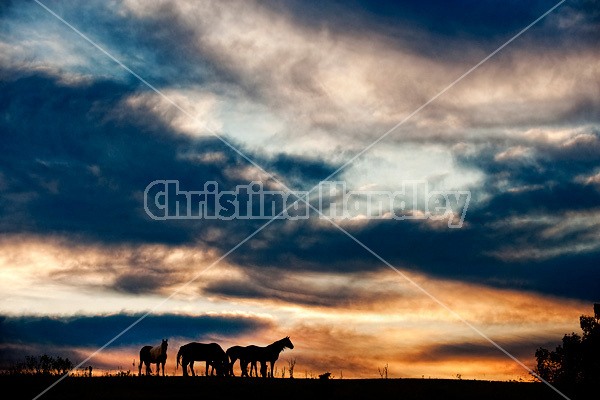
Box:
1, 0, 599, 382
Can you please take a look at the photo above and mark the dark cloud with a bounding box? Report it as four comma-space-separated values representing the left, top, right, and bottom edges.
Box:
203, 268, 405, 309
0, 71, 336, 246
401, 337, 564, 363
274, 0, 551, 37
0, 72, 203, 244
270, 0, 599, 58
0, 312, 272, 348
208, 135, 600, 299
221, 132, 600, 295
269, 153, 338, 189
215, 215, 599, 301
0, 312, 273, 369
112, 271, 171, 295
454, 132, 600, 189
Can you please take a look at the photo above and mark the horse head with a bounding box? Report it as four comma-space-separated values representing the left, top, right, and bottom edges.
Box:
161, 339, 168, 353
283, 336, 294, 350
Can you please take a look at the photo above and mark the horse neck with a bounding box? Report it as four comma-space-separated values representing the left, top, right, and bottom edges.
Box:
267, 339, 286, 353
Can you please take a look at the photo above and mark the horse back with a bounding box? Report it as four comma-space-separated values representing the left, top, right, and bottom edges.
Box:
242, 345, 259, 359
207, 342, 226, 360
140, 346, 152, 355
181, 342, 226, 361
245, 344, 277, 362
226, 345, 244, 359
139, 345, 152, 361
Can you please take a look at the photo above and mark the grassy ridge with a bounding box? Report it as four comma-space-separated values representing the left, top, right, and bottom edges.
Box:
8, 376, 570, 400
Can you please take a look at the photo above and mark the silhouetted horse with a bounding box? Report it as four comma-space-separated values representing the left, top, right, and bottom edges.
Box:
226, 346, 245, 377
139, 339, 168, 376
177, 342, 228, 377
243, 337, 294, 378
226, 346, 260, 377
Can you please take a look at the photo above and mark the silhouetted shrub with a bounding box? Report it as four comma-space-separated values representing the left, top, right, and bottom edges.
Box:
8, 354, 74, 376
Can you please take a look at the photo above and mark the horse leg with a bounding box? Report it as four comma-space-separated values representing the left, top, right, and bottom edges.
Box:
161, 361, 165, 377
190, 360, 195, 377
229, 357, 236, 377
182, 359, 188, 377
260, 361, 267, 378
240, 359, 248, 377
270, 361, 274, 378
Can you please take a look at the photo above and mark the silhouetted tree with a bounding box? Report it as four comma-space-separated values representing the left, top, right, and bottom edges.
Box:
535, 303, 600, 385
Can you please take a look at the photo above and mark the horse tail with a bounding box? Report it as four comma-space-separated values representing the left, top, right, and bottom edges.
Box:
138, 351, 143, 376
176, 347, 182, 370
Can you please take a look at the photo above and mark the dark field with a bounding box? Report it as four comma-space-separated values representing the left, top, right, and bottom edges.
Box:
7, 376, 583, 400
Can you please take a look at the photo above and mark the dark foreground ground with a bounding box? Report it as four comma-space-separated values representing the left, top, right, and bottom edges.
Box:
7, 376, 587, 400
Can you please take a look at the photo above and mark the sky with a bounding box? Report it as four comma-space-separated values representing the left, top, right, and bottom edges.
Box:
0, 0, 599, 382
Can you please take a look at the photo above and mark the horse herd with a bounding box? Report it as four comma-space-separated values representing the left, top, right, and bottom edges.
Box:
138, 337, 294, 378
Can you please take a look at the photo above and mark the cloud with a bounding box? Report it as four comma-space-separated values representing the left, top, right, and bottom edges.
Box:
202, 268, 411, 309
272, 0, 599, 47
0, 65, 597, 305
112, 0, 600, 156
4, 0, 598, 158
396, 337, 564, 369
1, 68, 597, 302
0, 71, 338, 245
0, 0, 598, 316
0, 312, 273, 348
0, 311, 274, 370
